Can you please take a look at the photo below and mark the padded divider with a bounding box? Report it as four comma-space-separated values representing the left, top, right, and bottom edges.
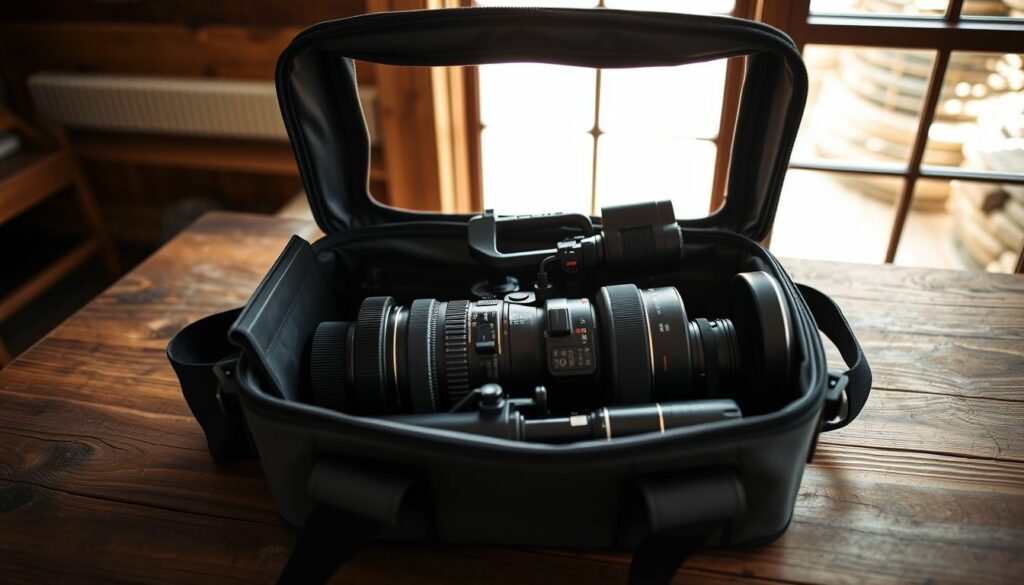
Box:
230, 236, 339, 402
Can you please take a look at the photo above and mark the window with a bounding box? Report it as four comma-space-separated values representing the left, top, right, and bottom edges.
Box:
473, 0, 748, 218
765, 0, 1024, 273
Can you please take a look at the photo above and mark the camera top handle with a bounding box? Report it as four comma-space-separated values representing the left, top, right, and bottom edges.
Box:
469, 200, 685, 284
468, 209, 595, 268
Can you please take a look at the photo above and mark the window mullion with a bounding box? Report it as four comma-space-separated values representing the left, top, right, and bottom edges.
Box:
589, 68, 602, 216
946, 0, 966, 24
883, 49, 951, 263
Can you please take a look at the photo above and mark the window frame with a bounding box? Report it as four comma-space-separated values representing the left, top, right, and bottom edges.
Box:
760, 0, 1024, 272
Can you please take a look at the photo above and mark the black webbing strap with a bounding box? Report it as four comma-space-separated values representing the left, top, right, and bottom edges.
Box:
627, 471, 743, 585
278, 506, 378, 584
166, 308, 256, 460
796, 284, 872, 432
277, 461, 420, 585
629, 523, 717, 585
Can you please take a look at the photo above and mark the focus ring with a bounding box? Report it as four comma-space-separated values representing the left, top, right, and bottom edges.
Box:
309, 321, 350, 411
352, 296, 395, 414
597, 285, 652, 405
442, 300, 471, 406
406, 298, 439, 413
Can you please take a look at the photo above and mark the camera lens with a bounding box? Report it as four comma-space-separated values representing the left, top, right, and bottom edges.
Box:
594, 286, 742, 406
309, 272, 791, 415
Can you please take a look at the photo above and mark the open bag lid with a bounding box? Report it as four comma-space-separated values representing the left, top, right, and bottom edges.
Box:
276, 7, 807, 242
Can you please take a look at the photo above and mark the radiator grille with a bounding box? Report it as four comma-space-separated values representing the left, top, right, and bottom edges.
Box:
28, 72, 378, 143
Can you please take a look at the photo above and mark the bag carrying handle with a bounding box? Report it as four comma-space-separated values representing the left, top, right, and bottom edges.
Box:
278, 461, 423, 585
627, 470, 744, 584
797, 284, 872, 432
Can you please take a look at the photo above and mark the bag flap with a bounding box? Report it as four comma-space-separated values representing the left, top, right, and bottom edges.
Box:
276, 7, 807, 241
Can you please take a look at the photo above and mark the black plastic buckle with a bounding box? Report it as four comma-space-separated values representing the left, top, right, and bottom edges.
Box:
213, 356, 243, 416
807, 369, 850, 464
210, 356, 258, 460
824, 369, 849, 425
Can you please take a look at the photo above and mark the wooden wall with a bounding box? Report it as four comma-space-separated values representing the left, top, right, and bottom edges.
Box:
0, 1, 395, 244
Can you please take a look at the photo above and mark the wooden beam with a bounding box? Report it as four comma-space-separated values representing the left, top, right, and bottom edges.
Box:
438, 0, 483, 212
1, 0, 367, 27
0, 23, 300, 80
69, 133, 387, 182
72, 133, 300, 176
367, 0, 445, 211
711, 0, 758, 213
431, 64, 476, 213
801, 15, 1024, 52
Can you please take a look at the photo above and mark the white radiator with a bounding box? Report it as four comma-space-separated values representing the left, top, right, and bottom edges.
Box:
27, 72, 378, 143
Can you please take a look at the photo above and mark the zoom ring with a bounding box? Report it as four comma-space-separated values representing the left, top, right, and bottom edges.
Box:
442, 300, 471, 406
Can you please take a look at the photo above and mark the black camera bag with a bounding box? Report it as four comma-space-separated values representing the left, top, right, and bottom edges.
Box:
167, 8, 871, 584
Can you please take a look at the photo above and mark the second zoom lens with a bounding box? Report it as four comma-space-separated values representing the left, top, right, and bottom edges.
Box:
595, 285, 741, 407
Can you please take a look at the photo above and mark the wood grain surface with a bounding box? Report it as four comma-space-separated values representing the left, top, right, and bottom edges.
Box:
1, 212, 1022, 584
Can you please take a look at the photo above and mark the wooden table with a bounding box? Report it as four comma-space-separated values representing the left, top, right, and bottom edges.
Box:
2, 212, 1022, 584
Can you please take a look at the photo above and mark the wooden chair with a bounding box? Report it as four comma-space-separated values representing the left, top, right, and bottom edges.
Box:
0, 105, 120, 366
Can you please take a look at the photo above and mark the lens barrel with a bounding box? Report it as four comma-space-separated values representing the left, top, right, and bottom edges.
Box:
595, 286, 742, 405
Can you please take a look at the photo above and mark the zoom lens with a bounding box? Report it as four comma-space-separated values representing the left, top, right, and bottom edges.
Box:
595, 285, 742, 407
309, 272, 791, 415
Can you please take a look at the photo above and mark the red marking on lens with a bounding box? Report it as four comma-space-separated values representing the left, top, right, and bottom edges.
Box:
662, 355, 668, 372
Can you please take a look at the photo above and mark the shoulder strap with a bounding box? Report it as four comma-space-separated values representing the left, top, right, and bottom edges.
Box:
797, 284, 872, 432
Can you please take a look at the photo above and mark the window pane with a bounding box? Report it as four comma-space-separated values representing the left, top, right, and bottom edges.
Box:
924, 52, 1024, 170
794, 45, 936, 174
604, 0, 735, 14
600, 62, 726, 139
771, 170, 900, 264
479, 64, 596, 132
595, 135, 716, 219
961, 0, 1024, 17
896, 179, 1023, 272
810, 0, 949, 16
481, 128, 593, 215
811, 0, 1013, 15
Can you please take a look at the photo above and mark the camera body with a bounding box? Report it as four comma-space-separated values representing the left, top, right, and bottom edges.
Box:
466, 292, 599, 411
